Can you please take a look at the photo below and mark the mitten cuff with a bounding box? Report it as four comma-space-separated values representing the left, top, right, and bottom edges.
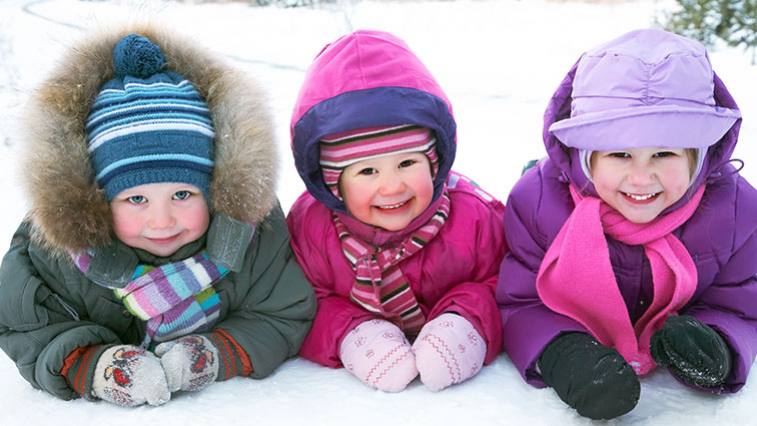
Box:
60, 344, 116, 400
206, 329, 253, 380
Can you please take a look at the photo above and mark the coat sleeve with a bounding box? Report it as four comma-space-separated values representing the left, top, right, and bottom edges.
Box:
495, 167, 587, 387
286, 196, 374, 367
207, 203, 317, 379
684, 177, 757, 393
0, 222, 122, 400
428, 190, 507, 364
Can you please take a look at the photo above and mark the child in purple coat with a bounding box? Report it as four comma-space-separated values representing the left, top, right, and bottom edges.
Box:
497, 29, 756, 419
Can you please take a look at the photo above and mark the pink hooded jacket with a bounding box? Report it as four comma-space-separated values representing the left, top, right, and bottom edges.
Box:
287, 30, 507, 367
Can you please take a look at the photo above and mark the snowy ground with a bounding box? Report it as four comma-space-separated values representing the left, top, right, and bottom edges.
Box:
0, 0, 755, 425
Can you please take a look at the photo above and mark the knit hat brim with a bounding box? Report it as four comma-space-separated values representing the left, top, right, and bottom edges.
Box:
319, 125, 438, 198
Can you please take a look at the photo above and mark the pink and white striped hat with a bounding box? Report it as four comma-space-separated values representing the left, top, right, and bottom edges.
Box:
319, 124, 439, 197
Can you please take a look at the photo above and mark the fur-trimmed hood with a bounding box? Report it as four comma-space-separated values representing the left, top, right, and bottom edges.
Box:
21, 23, 277, 254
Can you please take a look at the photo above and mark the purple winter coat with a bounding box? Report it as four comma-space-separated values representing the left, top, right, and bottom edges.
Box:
496, 62, 757, 392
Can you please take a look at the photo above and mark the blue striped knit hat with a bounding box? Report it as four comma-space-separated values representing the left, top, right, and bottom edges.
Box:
87, 34, 215, 201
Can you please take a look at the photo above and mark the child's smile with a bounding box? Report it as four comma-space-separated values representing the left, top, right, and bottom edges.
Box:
340, 152, 434, 231
590, 147, 692, 223
111, 182, 210, 256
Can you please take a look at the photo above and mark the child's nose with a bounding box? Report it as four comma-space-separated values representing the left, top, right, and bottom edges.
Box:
378, 172, 405, 195
148, 204, 176, 229
627, 163, 655, 186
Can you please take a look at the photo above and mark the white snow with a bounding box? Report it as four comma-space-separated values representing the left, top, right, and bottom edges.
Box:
0, 0, 755, 425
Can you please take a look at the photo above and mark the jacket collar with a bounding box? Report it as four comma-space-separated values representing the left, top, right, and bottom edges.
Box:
84, 213, 253, 288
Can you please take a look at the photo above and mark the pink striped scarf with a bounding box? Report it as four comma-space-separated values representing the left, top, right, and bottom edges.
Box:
335, 191, 451, 335
536, 185, 705, 375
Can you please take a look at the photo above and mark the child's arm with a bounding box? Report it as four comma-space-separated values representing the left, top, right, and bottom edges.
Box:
286, 195, 375, 367
496, 167, 588, 386
681, 177, 757, 392
201, 203, 317, 380
425, 188, 508, 364
298, 295, 375, 367
0, 222, 123, 400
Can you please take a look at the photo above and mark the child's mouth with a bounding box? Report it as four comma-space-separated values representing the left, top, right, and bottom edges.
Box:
374, 199, 410, 212
147, 234, 179, 244
621, 191, 661, 204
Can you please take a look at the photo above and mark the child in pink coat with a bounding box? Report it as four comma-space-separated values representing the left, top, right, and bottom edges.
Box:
287, 30, 507, 392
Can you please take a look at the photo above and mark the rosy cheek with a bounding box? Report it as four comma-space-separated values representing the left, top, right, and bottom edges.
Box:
185, 208, 210, 234
112, 212, 144, 240
410, 175, 434, 208
342, 182, 372, 215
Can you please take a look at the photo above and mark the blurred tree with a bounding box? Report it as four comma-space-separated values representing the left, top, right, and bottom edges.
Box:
664, 0, 725, 45
664, 0, 756, 64
720, 0, 756, 63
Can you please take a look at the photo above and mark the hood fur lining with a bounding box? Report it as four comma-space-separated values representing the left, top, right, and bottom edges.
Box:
22, 23, 277, 253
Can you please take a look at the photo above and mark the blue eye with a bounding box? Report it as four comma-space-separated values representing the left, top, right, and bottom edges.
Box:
653, 151, 676, 158
127, 195, 146, 204
173, 190, 191, 200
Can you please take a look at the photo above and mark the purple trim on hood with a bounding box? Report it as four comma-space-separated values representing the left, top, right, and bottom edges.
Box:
292, 86, 456, 213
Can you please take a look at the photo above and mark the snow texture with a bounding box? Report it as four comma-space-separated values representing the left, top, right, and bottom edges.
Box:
0, 0, 754, 425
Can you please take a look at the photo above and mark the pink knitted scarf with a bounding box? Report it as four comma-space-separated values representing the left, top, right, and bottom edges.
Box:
536, 185, 705, 375
334, 192, 451, 335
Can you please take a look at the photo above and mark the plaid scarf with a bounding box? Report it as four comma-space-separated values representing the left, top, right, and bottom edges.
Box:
72, 251, 230, 347
334, 192, 451, 335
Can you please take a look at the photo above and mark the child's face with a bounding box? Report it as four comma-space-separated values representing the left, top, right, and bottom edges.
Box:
110, 182, 210, 257
340, 152, 434, 231
590, 147, 692, 224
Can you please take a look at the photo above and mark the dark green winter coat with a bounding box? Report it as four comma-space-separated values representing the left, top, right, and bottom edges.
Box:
0, 24, 316, 401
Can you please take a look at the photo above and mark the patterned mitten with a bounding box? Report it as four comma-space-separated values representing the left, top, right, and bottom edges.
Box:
339, 319, 418, 392
155, 335, 219, 392
412, 313, 486, 391
91, 345, 170, 407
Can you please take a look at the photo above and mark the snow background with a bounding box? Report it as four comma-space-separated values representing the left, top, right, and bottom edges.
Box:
0, 0, 754, 424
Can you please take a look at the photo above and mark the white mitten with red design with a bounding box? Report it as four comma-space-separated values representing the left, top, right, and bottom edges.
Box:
92, 345, 170, 407
339, 319, 418, 392
155, 335, 219, 393
412, 313, 486, 391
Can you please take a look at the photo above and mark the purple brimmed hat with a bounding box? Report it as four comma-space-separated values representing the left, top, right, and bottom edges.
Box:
549, 29, 740, 156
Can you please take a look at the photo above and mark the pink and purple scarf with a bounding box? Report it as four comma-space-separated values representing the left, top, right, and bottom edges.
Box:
536, 185, 705, 374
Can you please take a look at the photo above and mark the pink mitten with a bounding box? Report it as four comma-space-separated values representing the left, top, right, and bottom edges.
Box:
412, 313, 486, 391
339, 319, 418, 392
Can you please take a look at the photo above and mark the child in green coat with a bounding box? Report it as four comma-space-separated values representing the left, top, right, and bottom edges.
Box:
0, 26, 315, 407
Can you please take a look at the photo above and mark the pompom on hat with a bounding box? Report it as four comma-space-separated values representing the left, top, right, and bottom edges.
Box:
319, 124, 439, 198
548, 29, 740, 152
87, 34, 215, 201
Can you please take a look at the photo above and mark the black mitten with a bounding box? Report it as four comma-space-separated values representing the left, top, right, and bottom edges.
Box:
538, 333, 640, 420
651, 315, 732, 388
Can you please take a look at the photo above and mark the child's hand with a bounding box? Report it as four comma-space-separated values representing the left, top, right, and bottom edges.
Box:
538, 333, 639, 420
412, 313, 486, 391
651, 315, 731, 388
92, 345, 170, 407
155, 335, 219, 393
339, 319, 418, 392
